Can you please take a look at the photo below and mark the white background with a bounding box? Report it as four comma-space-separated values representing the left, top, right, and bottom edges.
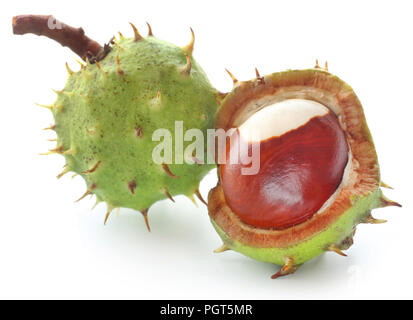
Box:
1, 0, 412, 299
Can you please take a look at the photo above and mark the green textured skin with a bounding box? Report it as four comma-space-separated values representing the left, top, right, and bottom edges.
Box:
212, 188, 383, 266
50, 35, 218, 211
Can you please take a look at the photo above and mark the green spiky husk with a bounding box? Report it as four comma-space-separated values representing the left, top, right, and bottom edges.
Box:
212, 188, 383, 266
51, 35, 218, 211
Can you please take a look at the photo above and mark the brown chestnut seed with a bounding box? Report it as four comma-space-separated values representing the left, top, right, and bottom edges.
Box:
220, 99, 349, 229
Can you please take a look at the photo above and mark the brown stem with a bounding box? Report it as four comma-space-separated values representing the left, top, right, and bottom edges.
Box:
12, 15, 111, 63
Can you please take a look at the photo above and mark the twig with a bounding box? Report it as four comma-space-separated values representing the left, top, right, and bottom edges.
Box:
12, 15, 112, 63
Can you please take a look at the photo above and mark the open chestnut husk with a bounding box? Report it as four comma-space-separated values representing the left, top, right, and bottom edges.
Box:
208, 67, 401, 279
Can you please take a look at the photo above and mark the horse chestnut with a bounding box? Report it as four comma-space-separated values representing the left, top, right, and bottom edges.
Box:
208, 67, 401, 278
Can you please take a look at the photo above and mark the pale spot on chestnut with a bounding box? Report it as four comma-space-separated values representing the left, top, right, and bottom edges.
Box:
238, 99, 329, 142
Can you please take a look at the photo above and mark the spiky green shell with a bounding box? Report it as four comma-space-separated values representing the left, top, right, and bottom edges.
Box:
51, 35, 218, 212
